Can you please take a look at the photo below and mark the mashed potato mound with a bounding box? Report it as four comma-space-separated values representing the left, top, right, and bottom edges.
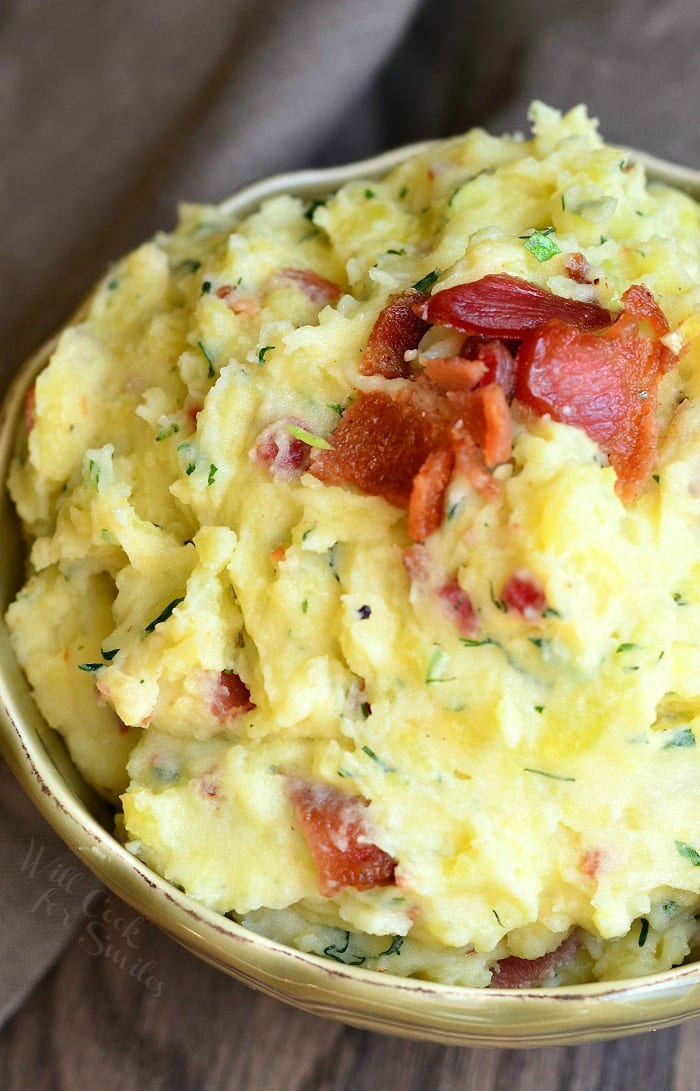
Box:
8, 103, 700, 988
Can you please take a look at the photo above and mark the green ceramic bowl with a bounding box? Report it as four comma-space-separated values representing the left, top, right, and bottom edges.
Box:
2, 143, 700, 1048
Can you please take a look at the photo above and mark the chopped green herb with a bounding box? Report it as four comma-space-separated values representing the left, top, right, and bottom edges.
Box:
301, 524, 317, 542
201, 280, 212, 294
301, 599, 308, 614
489, 583, 508, 612
638, 918, 650, 947
600, 235, 607, 245
327, 402, 345, 417
101, 648, 119, 661
386, 248, 406, 256
156, 422, 180, 442
663, 900, 679, 915
207, 464, 217, 486
337, 768, 354, 779
460, 636, 497, 648
524, 767, 576, 783
362, 745, 394, 772
426, 645, 454, 684
323, 932, 365, 966
258, 345, 274, 363
664, 728, 695, 749
378, 936, 404, 957
107, 277, 119, 291
197, 340, 215, 377
304, 198, 326, 221
542, 606, 562, 619
178, 259, 201, 274
673, 592, 688, 605
360, 701, 371, 719
529, 637, 546, 649
327, 544, 341, 582
446, 500, 461, 521
560, 194, 566, 211
676, 840, 700, 866
534, 705, 545, 714
185, 463, 196, 476
286, 423, 333, 449
78, 662, 103, 673
398, 186, 408, 199
145, 597, 184, 633
152, 761, 181, 784
616, 643, 638, 653
413, 268, 441, 294
492, 909, 504, 928
364, 188, 376, 199
523, 228, 561, 262
652, 473, 660, 483
87, 459, 100, 487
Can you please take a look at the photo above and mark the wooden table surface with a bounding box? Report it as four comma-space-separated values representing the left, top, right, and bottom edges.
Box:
0, 891, 697, 1091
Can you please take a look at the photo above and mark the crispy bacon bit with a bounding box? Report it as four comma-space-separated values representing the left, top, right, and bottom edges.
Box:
515, 284, 675, 501
501, 571, 547, 618
580, 849, 603, 877
423, 356, 487, 391
215, 284, 261, 316
408, 448, 454, 541
287, 780, 396, 896
269, 545, 287, 565
475, 340, 517, 401
438, 579, 478, 636
251, 418, 313, 481
359, 289, 430, 379
200, 778, 219, 799
450, 421, 501, 501
447, 384, 513, 468
186, 402, 202, 426
209, 671, 255, 723
276, 267, 341, 305
402, 543, 431, 583
490, 934, 578, 989
565, 252, 596, 285
24, 384, 36, 433
311, 389, 448, 507
417, 274, 612, 338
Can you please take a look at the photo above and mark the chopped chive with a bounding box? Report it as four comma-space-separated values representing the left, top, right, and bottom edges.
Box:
286, 423, 332, 449
492, 909, 504, 927
489, 583, 508, 612
304, 198, 326, 221
459, 636, 496, 648
178, 259, 201, 274
534, 705, 545, 714
101, 648, 119, 661
616, 643, 638, 653
364, 188, 376, 199
201, 280, 212, 294
675, 840, 700, 866
673, 592, 688, 605
362, 745, 393, 772
78, 662, 103, 673
360, 701, 371, 719
638, 918, 650, 947
542, 606, 562, 619
652, 473, 660, 483
258, 345, 274, 363
207, 464, 218, 486
524, 767, 575, 782
523, 228, 561, 262
301, 599, 308, 614
398, 186, 408, 199
155, 422, 179, 442
197, 340, 215, 377
327, 402, 345, 416
386, 248, 406, 256
87, 459, 100, 487
145, 597, 184, 633
426, 645, 454, 684
413, 269, 441, 294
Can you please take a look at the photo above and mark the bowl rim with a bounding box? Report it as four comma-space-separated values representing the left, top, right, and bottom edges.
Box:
3, 137, 700, 1048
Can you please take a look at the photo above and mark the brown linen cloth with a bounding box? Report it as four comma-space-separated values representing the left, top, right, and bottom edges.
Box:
2, 0, 700, 1028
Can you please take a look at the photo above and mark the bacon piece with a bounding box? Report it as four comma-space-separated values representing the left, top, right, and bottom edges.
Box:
475, 340, 517, 402
501, 571, 547, 618
447, 384, 513, 468
215, 285, 261, 316
209, 671, 255, 723
276, 267, 341, 305
186, 402, 202, 426
251, 418, 313, 481
287, 780, 396, 896
311, 389, 449, 507
490, 934, 578, 989
359, 289, 430, 379
438, 579, 478, 637
402, 543, 431, 583
515, 284, 675, 501
24, 384, 36, 433
417, 274, 612, 338
565, 252, 596, 285
423, 356, 487, 391
408, 448, 454, 541
451, 421, 501, 501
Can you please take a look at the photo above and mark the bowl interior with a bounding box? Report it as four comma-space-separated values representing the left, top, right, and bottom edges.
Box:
2, 143, 700, 1048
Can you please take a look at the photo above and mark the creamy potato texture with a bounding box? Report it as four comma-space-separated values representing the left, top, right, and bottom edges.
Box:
8, 103, 700, 987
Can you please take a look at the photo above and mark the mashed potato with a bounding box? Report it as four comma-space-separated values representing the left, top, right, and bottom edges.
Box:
8, 103, 700, 988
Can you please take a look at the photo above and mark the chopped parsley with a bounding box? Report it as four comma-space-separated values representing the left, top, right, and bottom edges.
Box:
87, 459, 100, 488
542, 606, 562, 619
197, 340, 215, 377
78, 662, 103, 673
155, 422, 180, 442
286, 423, 332, 449
616, 643, 638, 653
522, 227, 561, 262
364, 188, 376, 199
145, 597, 185, 633
534, 705, 545, 714
101, 648, 119, 661
675, 840, 700, 866
664, 728, 695, 749
207, 464, 218, 486
327, 402, 345, 417
413, 268, 441, 294
524, 767, 576, 783
673, 592, 689, 605
460, 636, 497, 648
258, 345, 274, 362
323, 932, 365, 966
638, 918, 650, 947
304, 198, 326, 221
